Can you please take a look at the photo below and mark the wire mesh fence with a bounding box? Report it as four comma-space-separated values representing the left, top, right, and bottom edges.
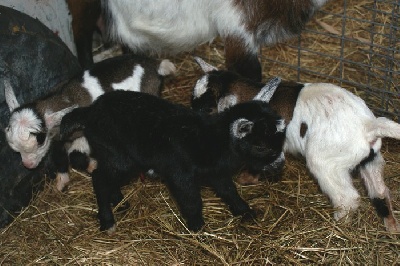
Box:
263, 0, 399, 121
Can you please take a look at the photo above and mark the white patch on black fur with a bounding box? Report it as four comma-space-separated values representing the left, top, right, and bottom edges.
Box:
231, 118, 253, 139
82, 70, 104, 101
217, 95, 237, 112
192, 75, 209, 99
67, 136, 91, 155
276, 119, 286, 133
263, 152, 285, 171
158, 59, 176, 76
112, 65, 144, 92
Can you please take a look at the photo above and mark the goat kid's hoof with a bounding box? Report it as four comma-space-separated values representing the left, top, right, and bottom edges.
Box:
114, 202, 130, 214
333, 209, 355, 226
55, 173, 70, 192
384, 216, 400, 233
87, 158, 98, 173
105, 224, 117, 235
187, 219, 205, 232
100, 222, 116, 234
240, 209, 257, 223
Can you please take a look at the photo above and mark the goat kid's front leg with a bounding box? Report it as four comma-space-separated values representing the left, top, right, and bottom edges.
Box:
224, 35, 262, 82
209, 176, 255, 220
360, 152, 400, 232
166, 174, 204, 232
45, 140, 70, 191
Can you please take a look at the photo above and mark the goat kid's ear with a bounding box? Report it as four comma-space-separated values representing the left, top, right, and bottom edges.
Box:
253, 76, 282, 102
193, 56, 218, 73
4, 80, 20, 111
44, 105, 77, 129
231, 118, 254, 139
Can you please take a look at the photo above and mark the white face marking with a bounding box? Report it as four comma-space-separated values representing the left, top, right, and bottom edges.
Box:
193, 75, 209, 99
263, 152, 285, 171
217, 95, 238, 112
276, 119, 286, 133
6, 109, 42, 148
112, 65, 145, 92
82, 70, 104, 101
231, 118, 253, 139
5, 109, 51, 169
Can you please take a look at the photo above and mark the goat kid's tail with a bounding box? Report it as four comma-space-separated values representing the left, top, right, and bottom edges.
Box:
368, 117, 400, 141
60, 107, 89, 141
157, 59, 176, 76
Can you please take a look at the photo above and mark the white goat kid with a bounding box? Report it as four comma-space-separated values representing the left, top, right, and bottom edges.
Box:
191, 58, 400, 232
286, 83, 400, 232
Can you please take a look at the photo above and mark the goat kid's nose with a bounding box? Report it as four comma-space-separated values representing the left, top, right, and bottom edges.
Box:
22, 160, 37, 169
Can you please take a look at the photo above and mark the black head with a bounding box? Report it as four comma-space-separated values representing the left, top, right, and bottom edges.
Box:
227, 101, 286, 167
191, 70, 243, 113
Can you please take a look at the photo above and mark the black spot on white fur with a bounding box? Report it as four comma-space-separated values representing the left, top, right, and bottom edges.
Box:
300, 122, 308, 138
372, 198, 390, 218
358, 149, 376, 168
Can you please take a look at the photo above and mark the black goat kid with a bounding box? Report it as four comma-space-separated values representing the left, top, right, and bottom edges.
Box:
60, 82, 285, 232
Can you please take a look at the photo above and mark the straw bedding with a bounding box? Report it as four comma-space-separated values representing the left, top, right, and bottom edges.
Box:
1, 0, 399, 264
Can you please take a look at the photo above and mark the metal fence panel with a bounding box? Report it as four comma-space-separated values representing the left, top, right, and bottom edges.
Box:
263, 0, 399, 121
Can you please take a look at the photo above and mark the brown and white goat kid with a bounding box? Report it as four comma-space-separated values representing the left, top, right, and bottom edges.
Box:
4, 54, 175, 191
71, 0, 329, 80
190, 57, 400, 232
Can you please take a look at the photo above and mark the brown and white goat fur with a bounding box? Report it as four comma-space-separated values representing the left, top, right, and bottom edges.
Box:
4, 54, 175, 191
72, 0, 328, 80
190, 57, 400, 232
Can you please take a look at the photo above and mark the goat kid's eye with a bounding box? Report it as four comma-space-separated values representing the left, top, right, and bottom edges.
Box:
31, 132, 46, 145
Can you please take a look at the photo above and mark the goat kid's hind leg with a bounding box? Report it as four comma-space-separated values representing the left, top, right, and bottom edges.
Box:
307, 158, 360, 222
109, 184, 130, 214
67, 136, 97, 173
91, 168, 117, 233
360, 151, 400, 232
165, 174, 204, 231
